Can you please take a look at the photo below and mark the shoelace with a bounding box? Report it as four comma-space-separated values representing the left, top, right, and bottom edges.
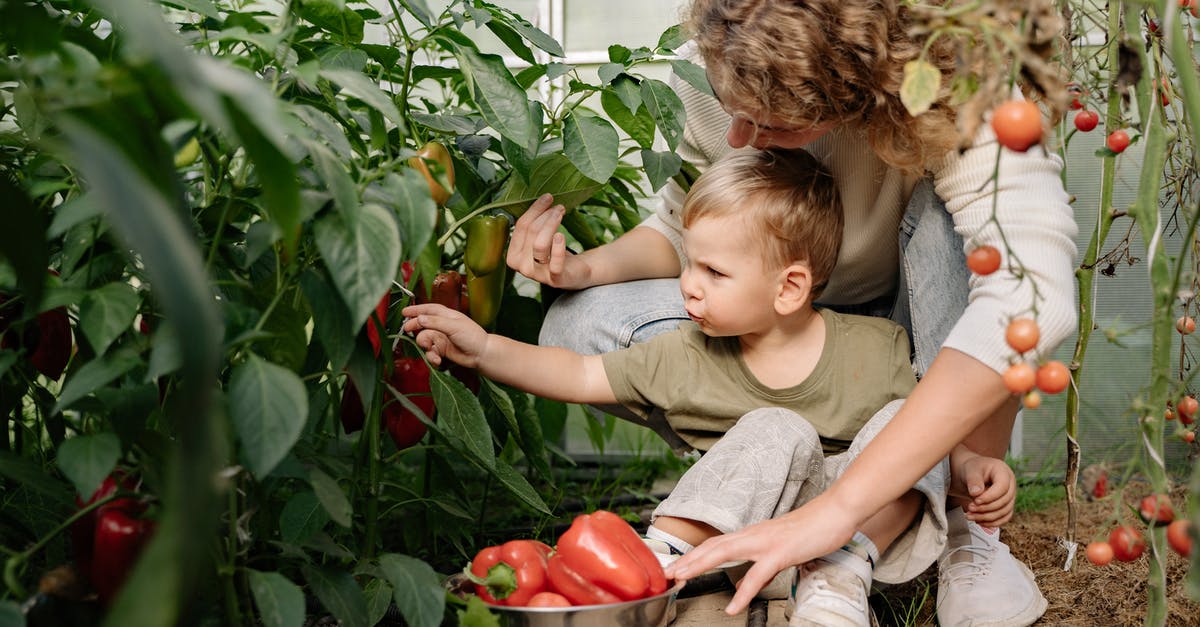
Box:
939, 540, 996, 587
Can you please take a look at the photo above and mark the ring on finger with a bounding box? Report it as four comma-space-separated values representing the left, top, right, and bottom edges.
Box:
533, 256, 548, 264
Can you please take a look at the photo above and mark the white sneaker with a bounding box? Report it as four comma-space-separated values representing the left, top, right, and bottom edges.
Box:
643, 537, 680, 569
786, 549, 873, 627
936, 508, 1047, 626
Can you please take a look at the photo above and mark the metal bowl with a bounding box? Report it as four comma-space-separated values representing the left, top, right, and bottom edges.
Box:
484, 582, 684, 627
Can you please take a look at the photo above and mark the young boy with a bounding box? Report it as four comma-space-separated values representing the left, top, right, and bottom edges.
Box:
402, 150, 1014, 625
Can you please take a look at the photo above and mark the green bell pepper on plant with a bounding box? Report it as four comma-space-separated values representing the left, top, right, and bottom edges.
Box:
464, 214, 511, 276
546, 510, 667, 605
466, 265, 505, 330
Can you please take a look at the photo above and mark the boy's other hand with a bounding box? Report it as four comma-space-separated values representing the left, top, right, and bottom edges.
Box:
507, 193, 590, 289
961, 455, 1016, 528
401, 303, 489, 369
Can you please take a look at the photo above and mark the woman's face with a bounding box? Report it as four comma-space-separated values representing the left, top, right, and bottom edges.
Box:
712, 80, 834, 150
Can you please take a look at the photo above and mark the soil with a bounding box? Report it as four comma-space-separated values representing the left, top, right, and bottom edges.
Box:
875, 482, 1199, 626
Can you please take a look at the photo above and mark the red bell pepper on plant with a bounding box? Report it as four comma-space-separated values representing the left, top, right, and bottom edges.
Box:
91, 506, 155, 606
366, 291, 390, 357
70, 473, 144, 584
384, 357, 434, 450
467, 539, 553, 606
547, 510, 667, 605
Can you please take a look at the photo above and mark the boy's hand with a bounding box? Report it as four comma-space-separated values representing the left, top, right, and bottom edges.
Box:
401, 303, 489, 369
960, 454, 1016, 527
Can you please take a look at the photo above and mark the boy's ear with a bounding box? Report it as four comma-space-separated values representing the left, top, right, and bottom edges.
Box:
775, 263, 813, 315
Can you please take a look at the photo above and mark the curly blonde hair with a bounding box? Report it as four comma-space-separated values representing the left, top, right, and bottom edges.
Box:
682, 150, 843, 298
687, 0, 961, 174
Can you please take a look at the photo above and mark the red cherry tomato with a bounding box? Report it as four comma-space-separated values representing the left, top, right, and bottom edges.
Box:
1085, 541, 1114, 566
966, 245, 1002, 275
1106, 130, 1131, 153
1073, 110, 1099, 132
1109, 525, 1145, 562
1138, 494, 1175, 525
1167, 520, 1193, 557
1184, 431, 1196, 443
1005, 318, 1040, 354
1022, 390, 1042, 409
1176, 316, 1195, 335
1003, 363, 1036, 395
991, 100, 1043, 152
1178, 395, 1198, 424
1036, 361, 1071, 394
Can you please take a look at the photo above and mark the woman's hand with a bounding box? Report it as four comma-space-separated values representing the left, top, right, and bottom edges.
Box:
663, 494, 857, 615
507, 194, 593, 289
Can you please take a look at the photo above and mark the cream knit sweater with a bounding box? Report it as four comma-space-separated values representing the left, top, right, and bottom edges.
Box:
640, 45, 1078, 376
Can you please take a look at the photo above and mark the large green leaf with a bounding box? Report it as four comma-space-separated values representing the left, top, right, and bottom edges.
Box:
379, 554, 444, 627
0, 450, 72, 508
640, 149, 683, 194
492, 458, 550, 515
320, 68, 403, 126
601, 90, 654, 149
563, 111, 619, 183
299, 270, 354, 373
366, 172, 436, 259
640, 78, 685, 152
303, 566, 368, 627
79, 282, 140, 356
54, 347, 142, 413
669, 58, 714, 97
55, 433, 121, 499
364, 579, 394, 627
307, 140, 359, 213
229, 354, 308, 478
298, 0, 365, 43
0, 177, 47, 312
309, 467, 352, 528
248, 569, 305, 627
448, 42, 539, 152
427, 370, 494, 470
315, 204, 401, 333
280, 490, 329, 543
492, 153, 602, 218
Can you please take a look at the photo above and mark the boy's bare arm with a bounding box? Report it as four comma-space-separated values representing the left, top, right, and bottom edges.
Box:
400, 303, 618, 405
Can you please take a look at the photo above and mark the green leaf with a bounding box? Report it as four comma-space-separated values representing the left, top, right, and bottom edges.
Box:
399, 0, 433, 27
602, 90, 655, 149
0, 450, 73, 507
900, 59, 941, 116
493, 458, 550, 514
496, 8, 563, 57
54, 347, 142, 413
670, 59, 714, 97
657, 23, 687, 52
609, 74, 643, 115
248, 569, 305, 627
229, 354, 308, 478
298, 0, 365, 43
364, 578, 394, 627
371, 172, 436, 258
427, 370, 495, 470
280, 490, 329, 543
640, 149, 683, 193
485, 20, 535, 65
320, 68, 403, 127
80, 282, 140, 356
457, 595, 500, 627
226, 103, 301, 261
448, 42, 539, 153
598, 62, 624, 86
299, 270, 354, 372
563, 112, 619, 183
309, 467, 352, 528
379, 554, 444, 627
315, 203, 401, 333
307, 141, 359, 213
0, 351, 17, 381
0, 177, 47, 312
510, 390, 551, 480
640, 78, 685, 152
302, 565, 369, 627
146, 322, 183, 381
493, 153, 602, 218
48, 194, 103, 238
0, 600, 24, 627
56, 433, 121, 499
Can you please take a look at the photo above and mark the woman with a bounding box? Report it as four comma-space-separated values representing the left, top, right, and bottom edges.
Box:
509, 1, 1076, 624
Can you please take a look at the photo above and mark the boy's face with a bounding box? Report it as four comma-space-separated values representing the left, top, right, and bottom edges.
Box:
679, 214, 782, 337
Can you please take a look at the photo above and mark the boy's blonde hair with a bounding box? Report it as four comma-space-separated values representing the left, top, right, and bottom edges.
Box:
682, 150, 842, 298
686, 0, 960, 174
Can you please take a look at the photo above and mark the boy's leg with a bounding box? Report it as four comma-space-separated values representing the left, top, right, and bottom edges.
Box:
898, 180, 1045, 626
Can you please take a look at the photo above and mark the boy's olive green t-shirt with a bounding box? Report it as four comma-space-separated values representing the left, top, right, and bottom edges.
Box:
601, 308, 916, 453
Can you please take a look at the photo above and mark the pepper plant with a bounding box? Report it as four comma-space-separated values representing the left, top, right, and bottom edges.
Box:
0, 0, 699, 625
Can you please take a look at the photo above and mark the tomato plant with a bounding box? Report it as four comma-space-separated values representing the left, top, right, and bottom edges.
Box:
1073, 110, 1099, 132
1085, 541, 1113, 566
990, 100, 1043, 152
1106, 129, 1131, 153
966, 245, 1002, 275
1108, 526, 1145, 562
1005, 318, 1040, 354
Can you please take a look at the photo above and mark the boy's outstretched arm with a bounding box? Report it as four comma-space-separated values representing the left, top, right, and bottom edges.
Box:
949, 444, 1016, 527
400, 303, 618, 406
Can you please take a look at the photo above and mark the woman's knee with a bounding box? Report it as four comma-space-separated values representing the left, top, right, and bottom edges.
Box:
538, 279, 687, 354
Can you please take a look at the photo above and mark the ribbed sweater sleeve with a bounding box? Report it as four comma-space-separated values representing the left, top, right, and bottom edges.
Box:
932, 122, 1079, 375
